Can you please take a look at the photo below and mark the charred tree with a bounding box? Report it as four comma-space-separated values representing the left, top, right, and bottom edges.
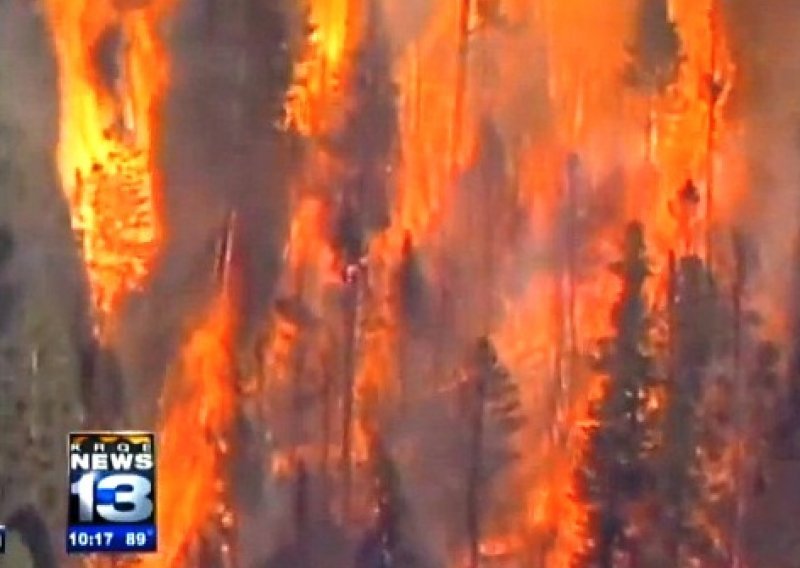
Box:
339, 246, 366, 518
564, 154, 580, 376
574, 221, 659, 567
731, 230, 749, 565
294, 459, 310, 568
625, 0, 682, 93
555, 153, 583, 449
704, 2, 727, 269
660, 253, 719, 565
331, 0, 397, 235
0, 226, 14, 334
394, 233, 430, 405
395, 233, 429, 331
454, 119, 508, 336
461, 337, 523, 568
355, 438, 434, 568
333, 0, 398, 516
774, 229, 800, 459
241, 0, 296, 139
477, 120, 506, 333
625, 0, 682, 161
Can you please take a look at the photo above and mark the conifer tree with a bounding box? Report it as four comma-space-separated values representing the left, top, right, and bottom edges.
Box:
332, 0, 397, 236
332, 0, 398, 511
775, 231, 800, 459
625, 0, 682, 161
461, 336, 523, 567
625, 0, 682, 94
661, 253, 718, 565
355, 437, 435, 568
574, 221, 659, 567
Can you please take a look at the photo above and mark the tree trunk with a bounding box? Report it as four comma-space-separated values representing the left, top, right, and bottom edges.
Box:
731, 234, 747, 568
466, 378, 485, 568
340, 273, 361, 517
294, 460, 309, 568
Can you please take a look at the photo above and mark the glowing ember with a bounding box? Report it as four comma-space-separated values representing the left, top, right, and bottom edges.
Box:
43, 0, 173, 339
284, 0, 362, 135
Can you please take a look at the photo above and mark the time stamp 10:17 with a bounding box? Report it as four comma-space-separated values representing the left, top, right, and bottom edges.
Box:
67, 528, 152, 550
66, 432, 158, 554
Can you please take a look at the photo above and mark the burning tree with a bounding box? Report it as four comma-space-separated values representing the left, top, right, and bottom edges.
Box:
660, 252, 721, 565
331, 0, 397, 237
393, 233, 432, 406
625, 0, 683, 162
355, 437, 436, 568
774, 231, 800, 460
329, 0, 399, 515
460, 336, 523, 567
625, 0, 682, 94
573, 221, 661, 567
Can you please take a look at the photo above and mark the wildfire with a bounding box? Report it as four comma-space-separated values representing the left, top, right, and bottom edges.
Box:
139, 285, 238, 567
38, 0, 751, 564
474, 0, 744, 564
392, 0, 479, 241
284, 0, 363, 135
649, 0, 738, 255
43, 0, 173, 339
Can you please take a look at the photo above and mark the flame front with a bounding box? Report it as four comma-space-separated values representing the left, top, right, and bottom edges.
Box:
33, 0, 769, 564
43, 0, 173, 339
141, 286, 238, 567
274, 0, 747, 563
285, 0, 362, 136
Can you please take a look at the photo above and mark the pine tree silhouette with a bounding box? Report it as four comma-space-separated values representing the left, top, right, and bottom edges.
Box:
332, 0, 397, 237
660, 252, 719, 565
355, 437, 436, 568
574, 221, 660, 567
461, 336, 523, 567
625, 0, 682, 94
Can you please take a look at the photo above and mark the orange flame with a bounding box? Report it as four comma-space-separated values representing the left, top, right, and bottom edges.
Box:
284, 0, 363, 135
273, 0, 745, 563
139, 286, 238, 567
392, 1, 479, 241
482, 0, 743, 563
43, 0, 173, 339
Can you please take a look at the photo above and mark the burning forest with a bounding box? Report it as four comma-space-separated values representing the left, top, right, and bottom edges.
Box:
2, 0, 800, 566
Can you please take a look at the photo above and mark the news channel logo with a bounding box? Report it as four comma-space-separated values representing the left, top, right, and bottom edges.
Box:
67, 432, 157, 554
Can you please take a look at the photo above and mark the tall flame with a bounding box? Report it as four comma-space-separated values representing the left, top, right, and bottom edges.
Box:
43, 0, 173, 339
139, 286, 238, 567
36, 0, 751, 564
284, 0, 363, 135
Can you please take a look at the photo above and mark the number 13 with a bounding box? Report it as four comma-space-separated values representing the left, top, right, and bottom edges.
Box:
71, 473, 153, 523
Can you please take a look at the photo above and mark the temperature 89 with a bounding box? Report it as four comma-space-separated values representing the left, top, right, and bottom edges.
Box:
126, 532, 148, 547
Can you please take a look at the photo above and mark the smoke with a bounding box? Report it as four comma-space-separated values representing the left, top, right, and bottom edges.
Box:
0, 0, 92, 556
0, 1, 92, 377
117, 0, 295, 424
378, 0, 438, 49
724, 0, 800, 330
